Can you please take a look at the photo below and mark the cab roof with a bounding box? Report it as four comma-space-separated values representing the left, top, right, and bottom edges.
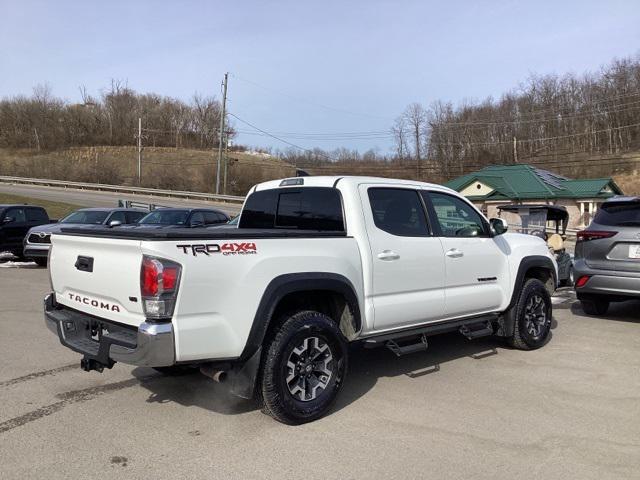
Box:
253, 175, 456, 193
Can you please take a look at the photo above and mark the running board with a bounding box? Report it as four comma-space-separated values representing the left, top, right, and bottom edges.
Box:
362, 313, 499, 353
385, 334, 428, 357
459, 321, 494, 340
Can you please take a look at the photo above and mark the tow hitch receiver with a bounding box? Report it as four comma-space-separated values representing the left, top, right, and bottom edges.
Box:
80, 356, 114, 373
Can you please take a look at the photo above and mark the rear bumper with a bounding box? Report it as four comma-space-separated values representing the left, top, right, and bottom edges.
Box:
44, 293, 175, 367
573, 260, 640, 298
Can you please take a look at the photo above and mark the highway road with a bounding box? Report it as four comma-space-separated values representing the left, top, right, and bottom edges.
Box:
0, 183, 243, 216
1, 266, 639, 479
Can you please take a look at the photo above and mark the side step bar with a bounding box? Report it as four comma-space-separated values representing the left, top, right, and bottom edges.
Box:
385, 334, 428, 357
459, 321, 494, 340
362, 314, 498, 357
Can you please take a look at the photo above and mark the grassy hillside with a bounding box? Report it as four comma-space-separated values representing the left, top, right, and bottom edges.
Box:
0, 147, 296, 196
1, 146, 638, 196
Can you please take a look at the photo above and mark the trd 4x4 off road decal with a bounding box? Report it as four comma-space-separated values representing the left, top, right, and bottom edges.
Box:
176, 243, 257, 256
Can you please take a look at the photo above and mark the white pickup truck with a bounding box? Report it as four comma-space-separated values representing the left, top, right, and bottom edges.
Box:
45, 176, 558, 424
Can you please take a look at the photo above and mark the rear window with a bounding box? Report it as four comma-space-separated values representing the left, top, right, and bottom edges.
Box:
239, 187, 344, 231
593, 202, 640, 226
139, 210, 190, 225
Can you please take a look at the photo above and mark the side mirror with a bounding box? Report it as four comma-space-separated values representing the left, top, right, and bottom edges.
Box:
108, 220, 122, 228
490, 218, 508, 236
2, 216, 14, 224
190, 220, 204, 228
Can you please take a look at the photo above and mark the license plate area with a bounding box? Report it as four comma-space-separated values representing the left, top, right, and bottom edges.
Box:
629, 244, 640, 259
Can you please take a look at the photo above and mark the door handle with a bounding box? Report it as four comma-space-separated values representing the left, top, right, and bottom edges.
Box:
377, 250, 400, 261
445, 248, 464, 258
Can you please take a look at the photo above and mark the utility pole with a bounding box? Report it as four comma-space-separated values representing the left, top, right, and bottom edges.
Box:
223, 139, 229, 195
513, 136, 518, 163
137, 117, 143, 185
216, 72, 228, 195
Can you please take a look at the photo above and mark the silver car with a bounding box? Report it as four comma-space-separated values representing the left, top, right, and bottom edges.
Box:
574, 196, 640, 315
24, 208, 146, 266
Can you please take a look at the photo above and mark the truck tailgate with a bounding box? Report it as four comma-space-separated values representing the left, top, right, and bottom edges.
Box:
50, 234, 145, 327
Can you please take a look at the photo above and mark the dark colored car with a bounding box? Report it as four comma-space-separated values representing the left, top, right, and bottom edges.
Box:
24, 207, 147, 266
574, 196, 640, 315
0, 205, 52, 259
136, 208, 230, 228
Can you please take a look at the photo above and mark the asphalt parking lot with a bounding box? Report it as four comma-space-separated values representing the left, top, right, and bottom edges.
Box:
1, 265, 639, 480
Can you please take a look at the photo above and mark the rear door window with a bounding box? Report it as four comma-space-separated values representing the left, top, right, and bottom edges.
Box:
593, 202, 640, 226
190, 211, 205, 226
125, 211, 146, 224
204, 211, 226, 225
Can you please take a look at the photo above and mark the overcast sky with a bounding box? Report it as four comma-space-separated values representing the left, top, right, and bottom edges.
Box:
1, 0, 639, 153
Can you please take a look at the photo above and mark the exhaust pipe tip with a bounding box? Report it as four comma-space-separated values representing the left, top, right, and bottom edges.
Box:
200, 364, 227, 383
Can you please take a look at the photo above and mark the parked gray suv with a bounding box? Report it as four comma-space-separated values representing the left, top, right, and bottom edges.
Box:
574, 196, 640, 315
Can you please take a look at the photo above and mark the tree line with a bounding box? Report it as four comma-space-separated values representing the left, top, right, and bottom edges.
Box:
1, 55, 639, 184
0, 80, 231, 151
390, 55, 640, 177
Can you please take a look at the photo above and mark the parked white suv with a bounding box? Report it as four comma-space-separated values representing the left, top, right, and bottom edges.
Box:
45, 176, 558, 424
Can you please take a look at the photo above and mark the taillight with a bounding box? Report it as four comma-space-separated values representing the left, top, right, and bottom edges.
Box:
140, 256, 181, 319
575, 275, 591, 288
576, 230, 616, 242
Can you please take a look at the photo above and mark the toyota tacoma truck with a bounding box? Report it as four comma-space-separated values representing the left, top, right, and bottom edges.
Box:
44, 176, 558, 424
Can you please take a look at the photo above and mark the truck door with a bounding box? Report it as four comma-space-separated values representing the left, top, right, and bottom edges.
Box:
422, 191, 509, 318
360, 185, 446, 330
2, 207, 28, 251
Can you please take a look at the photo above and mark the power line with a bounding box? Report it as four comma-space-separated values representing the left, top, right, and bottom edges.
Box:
228, 113, 334, 160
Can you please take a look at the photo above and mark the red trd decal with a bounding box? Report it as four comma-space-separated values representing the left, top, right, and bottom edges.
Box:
221, 242, 257, 254
177, 242, 258, 256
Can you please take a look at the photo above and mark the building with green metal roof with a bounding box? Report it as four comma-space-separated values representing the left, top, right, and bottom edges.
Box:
444, 164, 623, 228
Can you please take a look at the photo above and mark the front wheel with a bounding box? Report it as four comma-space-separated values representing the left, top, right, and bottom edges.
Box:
259, 310, 348, 425
509, 278, 553, 350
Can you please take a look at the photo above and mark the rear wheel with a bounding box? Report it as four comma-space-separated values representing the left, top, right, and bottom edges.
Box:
509, 278, 553, 350
578, 295, 609, 316
259, 310, 348, 425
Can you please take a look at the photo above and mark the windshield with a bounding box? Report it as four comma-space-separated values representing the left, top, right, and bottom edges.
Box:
502, 208, 548, 238
61, 211, 109, 224
138, 210, 190, 225
593, 202, 640, 226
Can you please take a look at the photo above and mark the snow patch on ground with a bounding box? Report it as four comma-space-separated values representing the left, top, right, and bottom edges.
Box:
0, 251, 37, 268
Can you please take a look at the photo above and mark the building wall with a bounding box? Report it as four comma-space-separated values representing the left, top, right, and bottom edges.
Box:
460, 181, 495, 197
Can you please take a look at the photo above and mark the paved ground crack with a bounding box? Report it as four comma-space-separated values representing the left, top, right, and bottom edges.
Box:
0, 375, 157, 434
0, 363, 78, 388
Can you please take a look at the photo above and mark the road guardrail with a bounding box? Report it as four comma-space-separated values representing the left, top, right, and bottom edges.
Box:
0, 175, 245, 204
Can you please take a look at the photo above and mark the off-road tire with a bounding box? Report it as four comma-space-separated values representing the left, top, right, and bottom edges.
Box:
259, 310, 348, 425
579, 296, 610, 316
509, 278, 553, 350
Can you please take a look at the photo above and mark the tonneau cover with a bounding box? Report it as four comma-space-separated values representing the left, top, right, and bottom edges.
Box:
57, 227, 348, 240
